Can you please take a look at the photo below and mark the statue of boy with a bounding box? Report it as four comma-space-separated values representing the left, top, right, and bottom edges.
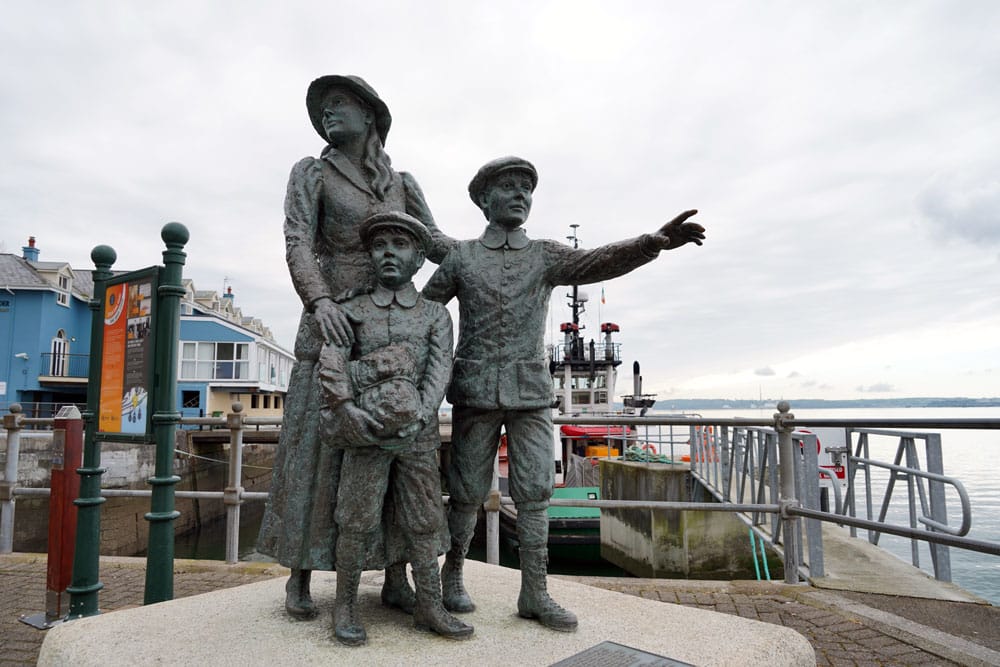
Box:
423, 156, 705, 632
318, 211, 472, 646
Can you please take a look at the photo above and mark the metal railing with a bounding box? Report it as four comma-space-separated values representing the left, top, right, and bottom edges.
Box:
3, 402, 1000, 588
38, 353, 90, 379
0, 402, 87, 422
0, 403, 275, 564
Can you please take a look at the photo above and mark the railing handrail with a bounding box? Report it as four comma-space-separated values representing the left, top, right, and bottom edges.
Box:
4, 403, 999, 586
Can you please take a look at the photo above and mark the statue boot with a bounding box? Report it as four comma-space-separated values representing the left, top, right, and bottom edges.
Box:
333, 531, 369, 646
441, 506, 478, 613
284, 568, 317, 620
380, 561, 417, 614
411, 557, 474, 640
515, 507, 577, 632
517, 546, 578, 632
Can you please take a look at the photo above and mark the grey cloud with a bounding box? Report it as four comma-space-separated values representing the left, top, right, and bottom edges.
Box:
755, 367, 776, 376
918, 172, 1000, 246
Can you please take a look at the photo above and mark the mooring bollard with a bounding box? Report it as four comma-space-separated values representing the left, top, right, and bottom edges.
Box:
21, 405, 84, 629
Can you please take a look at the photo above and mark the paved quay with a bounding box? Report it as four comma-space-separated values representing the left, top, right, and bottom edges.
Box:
3, 552, 998, 666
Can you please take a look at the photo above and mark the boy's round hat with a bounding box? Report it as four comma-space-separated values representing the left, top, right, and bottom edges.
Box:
468, 156, 538, 204
360, 211, 432, 253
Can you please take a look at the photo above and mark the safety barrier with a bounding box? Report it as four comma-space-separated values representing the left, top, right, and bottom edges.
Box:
3, 402, 999, 591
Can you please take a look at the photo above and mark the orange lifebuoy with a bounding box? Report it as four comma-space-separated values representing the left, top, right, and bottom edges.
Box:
690, 425, 719, 462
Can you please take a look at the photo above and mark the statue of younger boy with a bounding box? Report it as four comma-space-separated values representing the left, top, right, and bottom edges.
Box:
317, 210, 471, 646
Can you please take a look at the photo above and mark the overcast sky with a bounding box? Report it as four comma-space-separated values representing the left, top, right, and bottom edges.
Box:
3, 1, 998, 401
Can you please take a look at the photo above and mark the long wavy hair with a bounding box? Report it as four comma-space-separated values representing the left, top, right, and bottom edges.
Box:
362, 128, 393, 201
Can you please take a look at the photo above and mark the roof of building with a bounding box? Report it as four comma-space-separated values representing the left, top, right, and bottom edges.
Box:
2, 249, 283, 348
0, 254, 48, 288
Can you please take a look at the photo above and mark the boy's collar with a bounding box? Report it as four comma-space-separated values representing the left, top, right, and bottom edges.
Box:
371, 282, 418, 308
479, 223, 529, 250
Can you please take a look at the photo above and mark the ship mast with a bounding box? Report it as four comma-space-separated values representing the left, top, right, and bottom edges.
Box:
567, 224, 581, 329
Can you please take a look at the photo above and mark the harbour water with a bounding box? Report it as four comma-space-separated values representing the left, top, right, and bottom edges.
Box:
175, 406, 999, 604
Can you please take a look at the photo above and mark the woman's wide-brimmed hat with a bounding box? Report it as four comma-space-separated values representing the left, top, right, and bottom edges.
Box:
306, 75, 392, 145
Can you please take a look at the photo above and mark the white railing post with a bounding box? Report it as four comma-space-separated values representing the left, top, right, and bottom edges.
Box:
775, 401, 801, 583
223, 402, 245, 564
1, 404, 25, 553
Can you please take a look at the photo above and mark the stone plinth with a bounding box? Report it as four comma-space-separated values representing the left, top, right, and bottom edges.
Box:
39, 560, 814, 666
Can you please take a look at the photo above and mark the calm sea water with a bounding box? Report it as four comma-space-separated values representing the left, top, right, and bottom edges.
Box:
683, 406, 1000, 605
176, 406, 1000, 604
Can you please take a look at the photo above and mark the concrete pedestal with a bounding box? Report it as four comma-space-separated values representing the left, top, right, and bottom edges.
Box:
39, 560, 813, 666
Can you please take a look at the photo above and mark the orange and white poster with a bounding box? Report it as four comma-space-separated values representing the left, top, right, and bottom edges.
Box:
99, 276, 154, 435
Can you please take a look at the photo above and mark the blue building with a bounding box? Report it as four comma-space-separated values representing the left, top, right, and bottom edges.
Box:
0, 237, 293, 420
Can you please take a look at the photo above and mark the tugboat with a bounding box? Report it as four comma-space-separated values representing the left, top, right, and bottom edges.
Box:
497, 225, 657, 561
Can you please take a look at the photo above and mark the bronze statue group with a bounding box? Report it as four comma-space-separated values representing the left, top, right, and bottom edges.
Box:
257, 75, 705, 647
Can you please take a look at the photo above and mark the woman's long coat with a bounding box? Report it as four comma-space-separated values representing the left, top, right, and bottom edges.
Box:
257, 147, 449, 570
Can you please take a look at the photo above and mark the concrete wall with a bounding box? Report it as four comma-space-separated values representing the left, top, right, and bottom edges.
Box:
599, 459, 782, 579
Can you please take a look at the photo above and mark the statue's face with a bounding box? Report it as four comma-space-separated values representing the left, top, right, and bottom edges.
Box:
321, 87, 372, 143
370, 228, 425, 289
478, 170, 534, 230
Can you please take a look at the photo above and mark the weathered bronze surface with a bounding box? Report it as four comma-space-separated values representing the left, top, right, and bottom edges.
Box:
256, 76, 450, 623
320, 211, 470, 645
423, 155, 704, 632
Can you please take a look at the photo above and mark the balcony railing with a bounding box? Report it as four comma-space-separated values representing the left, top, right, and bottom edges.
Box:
38, 353, 89, 379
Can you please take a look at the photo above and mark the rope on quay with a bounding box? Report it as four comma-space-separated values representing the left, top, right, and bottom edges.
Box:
622, 444, 676, 464
172, 448, 274, 470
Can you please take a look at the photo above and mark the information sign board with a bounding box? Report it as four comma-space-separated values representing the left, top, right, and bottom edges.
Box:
98, 267, 158, 438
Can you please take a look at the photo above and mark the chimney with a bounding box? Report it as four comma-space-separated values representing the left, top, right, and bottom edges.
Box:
22, 236, 39, 262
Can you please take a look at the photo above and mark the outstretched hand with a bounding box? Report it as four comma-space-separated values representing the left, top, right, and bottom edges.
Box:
338, 402, 383, 447
653, 209, 704, 251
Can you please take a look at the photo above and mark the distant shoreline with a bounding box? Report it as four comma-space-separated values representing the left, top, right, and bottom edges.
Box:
647, 397, 1000, 410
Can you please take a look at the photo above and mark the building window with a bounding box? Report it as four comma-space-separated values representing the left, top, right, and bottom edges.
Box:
251, 394, 259, 409
263, 395, 271, 409
182, 391, 200, 408
180, 341, 249, 380
274, 396, 282, 410
56, 274, 71, 306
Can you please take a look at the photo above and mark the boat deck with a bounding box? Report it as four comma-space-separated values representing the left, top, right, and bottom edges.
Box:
2, 552, 997, 666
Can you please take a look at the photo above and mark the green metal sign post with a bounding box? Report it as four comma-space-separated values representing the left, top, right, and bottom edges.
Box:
144, 223, 188, 603
66, 245, 116, 619
67, 223, 189, 616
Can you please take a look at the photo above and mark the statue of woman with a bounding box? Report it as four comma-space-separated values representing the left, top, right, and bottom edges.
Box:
257, 74, 450, 620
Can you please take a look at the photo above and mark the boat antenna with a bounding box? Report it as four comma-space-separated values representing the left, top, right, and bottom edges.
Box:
566, 224, 581, 326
